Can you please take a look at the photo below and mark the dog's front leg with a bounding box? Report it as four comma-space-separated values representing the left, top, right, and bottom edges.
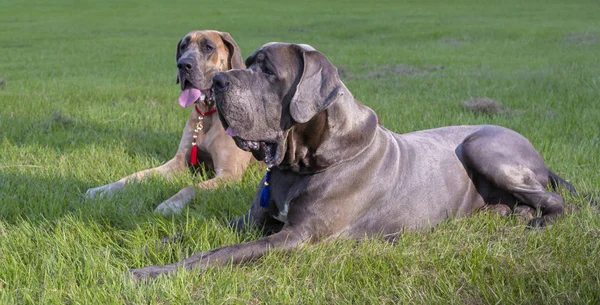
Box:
85, 154, 188, 199
129, 228, 307, 281
153, 167, 244, 216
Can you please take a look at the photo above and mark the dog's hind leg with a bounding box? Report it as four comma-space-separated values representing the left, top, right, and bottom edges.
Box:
461, 126, 565, 227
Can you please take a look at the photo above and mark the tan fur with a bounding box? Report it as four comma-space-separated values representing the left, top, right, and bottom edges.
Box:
86, 30, 253, 215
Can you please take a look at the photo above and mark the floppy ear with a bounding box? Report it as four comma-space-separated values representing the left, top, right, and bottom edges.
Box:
175, 39, 182, 84
218, 32, 244, 69
244, 48, 260, 67
290, 49, 344, 124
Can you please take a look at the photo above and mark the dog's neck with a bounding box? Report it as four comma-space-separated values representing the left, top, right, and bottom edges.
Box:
279, 89, 378, 174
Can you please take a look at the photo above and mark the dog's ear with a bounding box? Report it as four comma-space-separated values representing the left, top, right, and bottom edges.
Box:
218, 32, 244, 69
290, 48, 344, 124
244, 48, 259, 67
245, 43, 277, 67
175, 39, 182, 84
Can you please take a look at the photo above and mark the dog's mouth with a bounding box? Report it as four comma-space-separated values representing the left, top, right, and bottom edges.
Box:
234, 138, 278, 166
217, 111, 279, 166
178, 80, 214, 108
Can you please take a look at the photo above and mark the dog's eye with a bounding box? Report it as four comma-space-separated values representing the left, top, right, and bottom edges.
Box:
263, 67, 275, 76
180, 42, 187, 50
203, 44, 215, 53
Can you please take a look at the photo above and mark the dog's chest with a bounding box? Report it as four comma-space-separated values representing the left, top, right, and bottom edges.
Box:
272, 201, 290, 222
196, 123, 221, 151
269, 185, 291, 223
267, 170, 303, 223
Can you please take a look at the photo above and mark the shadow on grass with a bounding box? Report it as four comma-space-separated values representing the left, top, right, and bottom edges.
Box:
3, 110, 181, 159
0, 166, 259, 230
0, 170, 149, 227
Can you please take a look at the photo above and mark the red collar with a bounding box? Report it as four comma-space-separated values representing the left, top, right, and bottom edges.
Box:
195, 104, 217, 117
189, 104, 217, 166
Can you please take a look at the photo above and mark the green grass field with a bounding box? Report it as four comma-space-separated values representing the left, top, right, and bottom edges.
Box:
1, 0, 600, 303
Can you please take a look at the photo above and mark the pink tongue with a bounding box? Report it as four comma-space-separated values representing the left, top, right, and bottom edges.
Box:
225, 127, 238, 137
178, 88, 202, 108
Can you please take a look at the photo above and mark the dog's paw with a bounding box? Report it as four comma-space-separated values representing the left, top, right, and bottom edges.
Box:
129, 266, 174, 282
85, 186, 110, 199
154, 201, 184, 216
527, 217, 547, 229
86, 182, 125, 199
514, 205, 535, 221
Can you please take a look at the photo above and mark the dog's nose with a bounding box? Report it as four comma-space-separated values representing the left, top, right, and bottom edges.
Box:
177, 57, 194, 71
213, 73, 230, 92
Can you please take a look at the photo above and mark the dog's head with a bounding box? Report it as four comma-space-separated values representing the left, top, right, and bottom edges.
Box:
214, 43, 377, 171
175, 30, 243, 108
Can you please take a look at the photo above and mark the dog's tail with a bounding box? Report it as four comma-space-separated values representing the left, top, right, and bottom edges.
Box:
549, 170, 577, 195
549, 170, 598, 207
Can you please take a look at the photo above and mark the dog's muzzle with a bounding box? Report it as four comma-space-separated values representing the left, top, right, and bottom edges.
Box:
213, 73, 230, 93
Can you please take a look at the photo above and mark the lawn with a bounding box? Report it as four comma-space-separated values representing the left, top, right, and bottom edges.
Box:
1, 0, 599, 303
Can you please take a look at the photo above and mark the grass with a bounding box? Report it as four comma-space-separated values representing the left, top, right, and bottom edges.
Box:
1, 0, 599, 303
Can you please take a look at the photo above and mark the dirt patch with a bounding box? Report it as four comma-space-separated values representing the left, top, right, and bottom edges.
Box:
337, 66, 349, 79
45, 110, 73, 126
461, 98, 511, 115
424, 65, 445, 72
366, 65, 444, 79
443, 37, 460, 45
442, 37, 465, 46
566, 33, 597, 45
441, 37, 473, 46
366, 65, 421, 78
289, 27, 307, 32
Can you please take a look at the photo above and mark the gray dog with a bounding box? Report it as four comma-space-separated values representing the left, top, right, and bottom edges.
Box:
130, 42, 574, 280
